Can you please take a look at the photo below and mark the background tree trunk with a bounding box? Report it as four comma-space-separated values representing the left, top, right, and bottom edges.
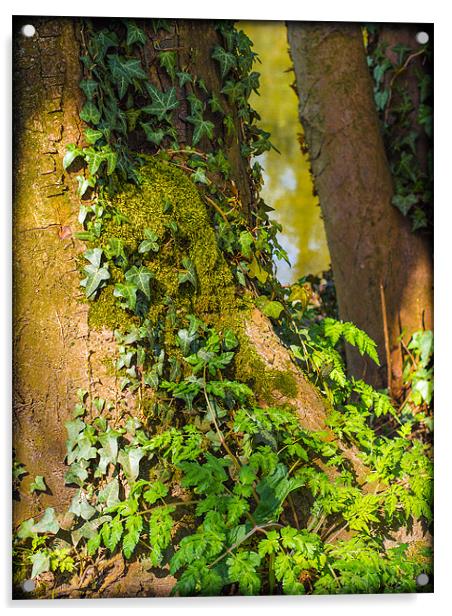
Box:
287, 22, 433, 397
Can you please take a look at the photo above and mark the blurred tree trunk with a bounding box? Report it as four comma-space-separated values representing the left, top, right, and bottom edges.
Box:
287, 22, 433, 397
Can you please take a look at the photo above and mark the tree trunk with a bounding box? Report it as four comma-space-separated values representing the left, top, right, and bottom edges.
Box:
287, 22, 433, 396
13, 16, 333, 598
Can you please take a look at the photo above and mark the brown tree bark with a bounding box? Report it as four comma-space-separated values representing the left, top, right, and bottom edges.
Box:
287, 22, 433, 396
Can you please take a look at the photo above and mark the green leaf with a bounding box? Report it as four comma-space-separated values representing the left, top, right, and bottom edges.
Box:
30, 475, 47, 493
186, 115, 215, 146
223, 329, 239, 350
69, 489, 96, 521
143, 481, 169, 505
212, 45, 237, 79
118, 447, 144, 484
32, 508, 60, 534
123, 514, 143, 558
31, 551, 51, 579
143, 84, 179, 121
80, 101, 101, 125
138, 229, 159, 253
177, 71, 193, 87
101, 514, 123, 552
256, 296, 284, 320
125, 265, 154, 299
114, 282, 138, 311
159, 50, 177, 81
238, 230, 254, 258
227, 551, 261, 595
178, 257, 197, 290
247, 256, 268, 284
63, 145, 83, 170
141, 123, 166, 146
79, 79, 98, 100
81, 264, 110, 300
17, 518, 36, 540
98, 478, 120, 508
84, 128, 103, 144
125, 20, 147, 46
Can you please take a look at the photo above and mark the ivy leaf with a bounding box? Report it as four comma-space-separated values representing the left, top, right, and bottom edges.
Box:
118, 447, 144, 484
107, 54, 147, 99
256, 296, 284, 320
178, 257, 198, 290
186, 115, 215, 146
247, 256, 268, 284
138, 229, 159, 253
79, 101, 101, 125
141, 122, 165, 146
212, 45, 237, 79
79, 79, 98, 100
32, 508, 60, 534
114, 282, 138, 311
125, 20, 147, 46
30, 475, 47, 494
143, 84, 179, 121
238, 230, 254, 259
98, 478, 120, 508
176, 328, 197, 356
123, 514, 143, 558
125, 265, 154, 299
84, 128, 103, 144
31, 551, 51, 579
97, 430, 120, 475
159, 50, 177, 81
81, 260, 110, 300
17, 518, 36, 540
192, 168, 209, 185
63, 144, 83, 170
143, 481, 169, 505
177, 71, 193, 87
69, 489, 97, 521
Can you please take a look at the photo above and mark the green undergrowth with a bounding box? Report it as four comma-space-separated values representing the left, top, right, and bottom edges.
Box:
13, 19, 433, 598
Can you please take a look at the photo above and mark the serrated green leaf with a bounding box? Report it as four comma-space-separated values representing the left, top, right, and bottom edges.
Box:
123, 514, 143, 558
143, 481, 169, 505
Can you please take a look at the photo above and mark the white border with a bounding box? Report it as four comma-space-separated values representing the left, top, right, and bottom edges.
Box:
2, 1, 451, 614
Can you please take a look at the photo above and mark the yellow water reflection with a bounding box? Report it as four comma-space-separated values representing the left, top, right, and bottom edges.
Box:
240, 21, 330, 284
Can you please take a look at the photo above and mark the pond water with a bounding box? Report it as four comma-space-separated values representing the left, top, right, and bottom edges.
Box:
240, 21, 330, 284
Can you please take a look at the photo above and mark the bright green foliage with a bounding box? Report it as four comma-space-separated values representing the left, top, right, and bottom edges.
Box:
13, 19, 432, 599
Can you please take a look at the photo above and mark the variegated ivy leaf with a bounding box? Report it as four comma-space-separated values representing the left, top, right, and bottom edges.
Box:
31, 508, 60, 534
118, 447, 144, 484
98, 478, 120, 508
125, 265, 153, 300
69, 489, 97, 521
31, 551, 51, 579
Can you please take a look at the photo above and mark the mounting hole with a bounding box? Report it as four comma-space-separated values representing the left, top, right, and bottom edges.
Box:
416, 31, 429, 45
416, 573, 429, 587
21, 24, 36, 38
21, 579, 36, 593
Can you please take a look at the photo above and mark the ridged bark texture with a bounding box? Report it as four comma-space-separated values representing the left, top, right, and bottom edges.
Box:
287, 23, 433, 395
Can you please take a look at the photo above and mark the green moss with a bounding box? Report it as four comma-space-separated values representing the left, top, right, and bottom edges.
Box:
89, 156, 237, 332
233, 333, 298, 403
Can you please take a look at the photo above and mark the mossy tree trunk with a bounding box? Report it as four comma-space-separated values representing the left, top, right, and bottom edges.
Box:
13, 16, 336, 597
287, 23, 433, 397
